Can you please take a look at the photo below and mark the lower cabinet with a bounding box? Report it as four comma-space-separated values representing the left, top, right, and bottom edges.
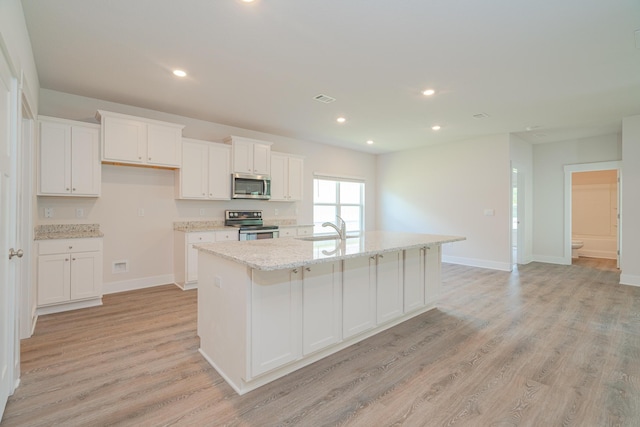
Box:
251, 260, 342, 376
302, 262, 342, 356
37, 238, 103, 313
342, 256, 377, 339
174, 229, 239, 290
251, 268, 303, 377
403, 245, 442, 312
375, 251, 404, 324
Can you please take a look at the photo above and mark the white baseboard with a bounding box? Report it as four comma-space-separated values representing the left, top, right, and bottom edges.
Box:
578, 250, 616, 260
620, 273, 640, 287
174, 281, 198, 291
103, 274, 175, 294
37, 298, 102, 315
532, 255, 570, 265
442, 255, 511, 271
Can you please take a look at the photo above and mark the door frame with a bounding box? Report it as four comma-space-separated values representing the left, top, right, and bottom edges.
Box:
563, 161, 622, 266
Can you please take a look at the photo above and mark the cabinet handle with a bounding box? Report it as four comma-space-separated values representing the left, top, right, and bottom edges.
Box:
65, 258, 69, 262
379, 254, 384, 259
292, 269, 298, 274
69, 246, 73, 249
138, 156, 142, 160
72, 258, 76, 261
148, 157, 152, 161
305, 267, 311, 272
66, 188, 70, 191
370, 256, 376, 260
72, 188, 76, 191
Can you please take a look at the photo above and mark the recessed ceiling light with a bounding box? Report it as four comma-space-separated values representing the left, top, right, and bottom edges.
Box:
336, 117, 346, 123
241, 0, 255, 3
366, 140, 374, 145
422, 89, 435, 96
431, 125, 441, 131
172, 69, 187, 77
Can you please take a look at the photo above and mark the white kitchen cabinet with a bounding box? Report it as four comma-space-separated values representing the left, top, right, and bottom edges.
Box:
375, 251, 404, 324
278, 227, 297, 238
270, 152, 304, 201
176, 138, 231, 200
225, 135, 272, 175
297, 226, 313, 236
342, 255, 377, 339
251, 268, 303, 377
38, 117, 101, 197
37, 238, 103, 313
173, 229, 239, 290
403, 245, 441, 312
302, 262, 342, 355
97, 110, 184, 168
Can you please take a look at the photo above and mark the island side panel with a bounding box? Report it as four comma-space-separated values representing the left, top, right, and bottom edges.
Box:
425, 245, 442, 305
198, 251, 251, 393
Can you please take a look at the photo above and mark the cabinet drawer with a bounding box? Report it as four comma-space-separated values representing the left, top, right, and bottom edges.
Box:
279, 228, 296, 238
297, 226, 313, 236
187, 232, 215, 244
216, 230, 238, 241
38, 238, 102, 255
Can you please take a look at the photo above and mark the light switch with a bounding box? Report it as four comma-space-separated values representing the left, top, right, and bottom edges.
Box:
76, 208, 84, 218
138, 208, 145, 217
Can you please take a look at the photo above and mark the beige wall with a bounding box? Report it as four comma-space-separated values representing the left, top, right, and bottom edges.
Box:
532, 134, 621, 263
37, 89, 377, 290
621, 115, 640, 285
377, 134, 512, 270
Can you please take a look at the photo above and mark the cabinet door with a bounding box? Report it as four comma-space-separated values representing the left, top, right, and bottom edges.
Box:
70, 251, 102, 300
403, 248, 426, 313
287, 156, 304, 201
269, 153, 287, 201
232, 139, 253, 173
253, 143, 271, 175
180, 140, 208, 199
102, 116, 146, 164
37, 253, 71, 305
376, 251, 404, 324
186, 232, 215, 283
302, 262, 342, 355
425, 245, 441, 306
70, 126, 101, 196
39, 121, 71, 195
343, 256, 376, 339
208, 144, 231, 200
147, 124, 182, 167
251, 269, 302, 377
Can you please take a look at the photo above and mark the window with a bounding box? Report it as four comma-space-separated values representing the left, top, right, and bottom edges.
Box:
313, 176, 365, 235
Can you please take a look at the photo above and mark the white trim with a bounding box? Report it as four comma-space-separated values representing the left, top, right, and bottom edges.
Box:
103, 274, 175, 294
442, 255, 512, 271
36, 298, 102, 316
313, 171, 365, 183
532, 255, 569, 265
620, 274, 640, 287
564, 161, 621, 266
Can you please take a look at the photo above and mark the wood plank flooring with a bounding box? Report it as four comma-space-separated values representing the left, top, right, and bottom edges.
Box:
2, 261, 639, 426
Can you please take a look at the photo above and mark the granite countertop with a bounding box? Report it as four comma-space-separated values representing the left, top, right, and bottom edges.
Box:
35, 224, 103, 240
173, 221, 228, 232
195, 231, 465, 271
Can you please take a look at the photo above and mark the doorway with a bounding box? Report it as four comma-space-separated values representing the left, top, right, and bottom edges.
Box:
510, 165, 526, 267
564, 161, 621, 267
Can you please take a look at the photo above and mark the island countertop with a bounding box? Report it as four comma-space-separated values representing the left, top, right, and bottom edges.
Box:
195, 231, 465, 271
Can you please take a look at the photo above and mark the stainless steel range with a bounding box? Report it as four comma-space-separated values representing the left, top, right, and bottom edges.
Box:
225, 210, 279, 241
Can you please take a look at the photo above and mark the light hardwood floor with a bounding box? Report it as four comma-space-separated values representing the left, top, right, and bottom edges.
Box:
2, 261, 639, 426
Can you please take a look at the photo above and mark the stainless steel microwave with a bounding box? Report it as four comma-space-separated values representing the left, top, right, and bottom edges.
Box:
231, 173, 271, 200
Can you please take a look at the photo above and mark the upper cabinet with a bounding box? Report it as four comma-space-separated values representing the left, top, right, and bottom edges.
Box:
97, 110, 184, 168
38, 116, 101, 197
175, 138, 231, 200
270, 152, 304, 201
224, 135, 272, 175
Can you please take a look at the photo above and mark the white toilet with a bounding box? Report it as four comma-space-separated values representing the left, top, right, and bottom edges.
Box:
571, 240, 584, 259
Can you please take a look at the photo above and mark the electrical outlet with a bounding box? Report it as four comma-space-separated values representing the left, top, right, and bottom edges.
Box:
199, 208, 205, 216
76, 208, 84, 218
274, 209, 279, 216
44, 207, 54, 218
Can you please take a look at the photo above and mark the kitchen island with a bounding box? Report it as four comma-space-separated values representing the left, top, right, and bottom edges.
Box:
196, 231, 465, 395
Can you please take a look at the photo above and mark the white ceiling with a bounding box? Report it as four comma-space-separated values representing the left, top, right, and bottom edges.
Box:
21, 0, 640, 154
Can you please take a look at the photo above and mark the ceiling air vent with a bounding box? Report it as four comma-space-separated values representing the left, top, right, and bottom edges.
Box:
314, 94, 336, 104
472, 112, 490, 119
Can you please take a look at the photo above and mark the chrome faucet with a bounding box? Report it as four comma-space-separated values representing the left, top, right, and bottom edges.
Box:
322, 215, 346, 240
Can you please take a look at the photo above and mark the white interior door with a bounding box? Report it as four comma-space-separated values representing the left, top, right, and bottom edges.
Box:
0, 47, 18, 418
